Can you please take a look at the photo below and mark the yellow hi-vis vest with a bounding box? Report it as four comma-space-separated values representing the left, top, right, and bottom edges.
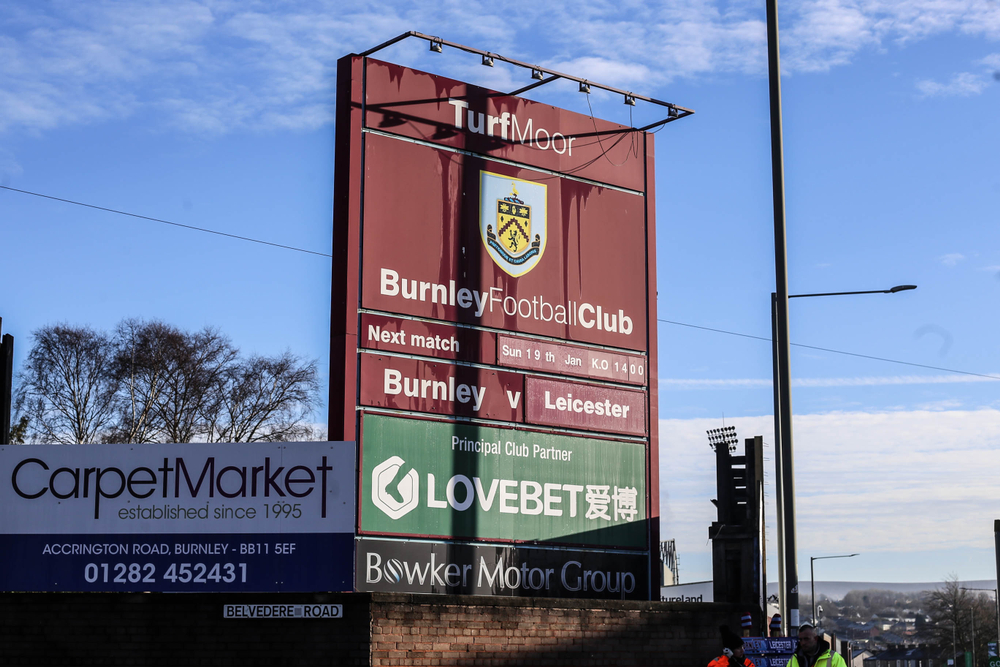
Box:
787, 648, 848, 667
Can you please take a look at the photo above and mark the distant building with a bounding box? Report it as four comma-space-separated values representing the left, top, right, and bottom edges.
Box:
863, 644, 935, 667
878, 632, 913, 646
849, 649, 874, 667
660, 580, 713, 603
660, 540, 679, 586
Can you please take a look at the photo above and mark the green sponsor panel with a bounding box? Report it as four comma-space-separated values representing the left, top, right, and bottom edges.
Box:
360, 413, 646, 548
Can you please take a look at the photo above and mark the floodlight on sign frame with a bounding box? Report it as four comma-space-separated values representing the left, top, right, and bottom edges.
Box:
358, 31, 694, 131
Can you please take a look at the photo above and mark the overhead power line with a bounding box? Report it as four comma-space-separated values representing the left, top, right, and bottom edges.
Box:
658, 318, 1000, 381
0, 185, 332, 258
5, 184, 995, 382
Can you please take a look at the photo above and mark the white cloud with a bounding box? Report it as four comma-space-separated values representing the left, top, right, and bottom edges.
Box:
917, 71, 991, 97
2, 0, 1000, 134
660, 373, 1000, 388
979, 53, 1000, 69
661, 378, 773, 388
0, 148, 23, 182
939, 252, 966, 266
782, 0, 878, 72
914, 50, 1000, 98
660, 408, 1000, 580
914, 398, 964, 410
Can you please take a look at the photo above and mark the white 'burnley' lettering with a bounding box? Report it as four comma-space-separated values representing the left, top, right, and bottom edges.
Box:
383, 369, 485, 411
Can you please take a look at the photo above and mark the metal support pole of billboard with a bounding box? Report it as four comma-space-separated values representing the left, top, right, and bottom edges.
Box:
0, 317, 13, 446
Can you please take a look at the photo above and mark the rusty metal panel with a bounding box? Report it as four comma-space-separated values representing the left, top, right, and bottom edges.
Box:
496, 334, 646, 385
524, 377, 646, 437
361, 133, 648, 351
360, 312, 496, 364
364, 58, 645, 192
359, 353, 524, 422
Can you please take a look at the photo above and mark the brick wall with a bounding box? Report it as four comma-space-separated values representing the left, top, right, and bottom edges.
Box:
370, 594, 746, 666
0, 592, 371, 666
0, 592, 751, 666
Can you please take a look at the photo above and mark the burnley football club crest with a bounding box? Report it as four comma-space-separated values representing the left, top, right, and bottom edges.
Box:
480, 171, 547, 277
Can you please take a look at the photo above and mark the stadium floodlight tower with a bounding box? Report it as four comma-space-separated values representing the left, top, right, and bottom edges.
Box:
707, 426, 738, 454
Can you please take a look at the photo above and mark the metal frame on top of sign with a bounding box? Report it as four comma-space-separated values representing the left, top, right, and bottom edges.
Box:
0, 442, 355, 592
330, 37, 682, 600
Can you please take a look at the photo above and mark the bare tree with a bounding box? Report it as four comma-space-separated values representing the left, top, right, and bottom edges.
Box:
106, 318, 172, 443
923, 575, 997, 665
8, 415, 29, 444
150, 326, 238, 443
15, 320, 318, 445
206, 351, 319, 442
14, 325, 117, 443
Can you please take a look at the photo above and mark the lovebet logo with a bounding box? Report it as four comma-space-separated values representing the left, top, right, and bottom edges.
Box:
368, 457, 640, 524
371, 456, 419, 520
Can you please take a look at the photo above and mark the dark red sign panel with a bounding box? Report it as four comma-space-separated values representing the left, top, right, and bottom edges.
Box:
359, 353, 524, 422
331, 52, 662, 599
496, 335, 646, 385
364, 58, 645, 192
524, 377, 646, 437
361, 313, 496, 364
360, 133, 648, 351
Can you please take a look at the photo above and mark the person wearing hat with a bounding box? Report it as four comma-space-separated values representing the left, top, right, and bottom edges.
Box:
708, 625, 754, 667
769, 613, 783, 637
786, 624, 847, 667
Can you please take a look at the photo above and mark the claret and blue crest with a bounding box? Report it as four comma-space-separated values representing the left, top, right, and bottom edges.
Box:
480, 171, 547, 277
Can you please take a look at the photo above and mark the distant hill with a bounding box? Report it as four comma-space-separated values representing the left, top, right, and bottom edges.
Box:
766, 580, 998, 601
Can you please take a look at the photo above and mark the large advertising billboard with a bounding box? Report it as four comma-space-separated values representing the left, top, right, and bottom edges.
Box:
331, 54, 660, 599
0, 442, 355, 592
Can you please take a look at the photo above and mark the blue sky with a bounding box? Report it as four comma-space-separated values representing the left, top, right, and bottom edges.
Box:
2, 0, 999, 585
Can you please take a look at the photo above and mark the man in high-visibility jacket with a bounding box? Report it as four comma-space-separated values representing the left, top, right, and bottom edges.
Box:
707, 626, 754, 667
786, 624, 847, 667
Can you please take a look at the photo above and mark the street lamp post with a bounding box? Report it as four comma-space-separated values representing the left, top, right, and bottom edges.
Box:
771, 285, 914, 634
951, 618, 958, 666
961, 587, 999, 666
973, 605, 977, 667
810, 553, 859, 624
